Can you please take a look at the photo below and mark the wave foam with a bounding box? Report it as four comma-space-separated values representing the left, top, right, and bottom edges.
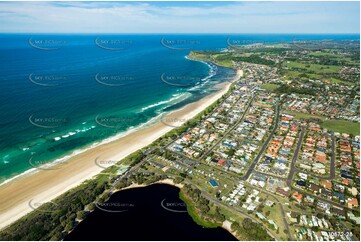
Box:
0, 113, 165, 187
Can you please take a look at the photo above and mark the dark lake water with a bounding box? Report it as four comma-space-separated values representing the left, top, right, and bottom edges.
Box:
65, 184, 237, 241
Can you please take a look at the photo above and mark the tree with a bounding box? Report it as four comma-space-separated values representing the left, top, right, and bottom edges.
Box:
214, 207, 225, 222
87, 203, 95, 211
174, 177, 184, 184
49, 232, 62, 241
64, 220, 74, 232
76, 211, 86, 220
231, 221, 241, 231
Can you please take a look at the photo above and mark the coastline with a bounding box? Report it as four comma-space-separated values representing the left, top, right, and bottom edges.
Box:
222, 220, 239, 240
0, 69, 243, 230
117, 179, 184, 192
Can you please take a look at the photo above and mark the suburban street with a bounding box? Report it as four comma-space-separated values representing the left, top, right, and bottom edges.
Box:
242, 104, 281, 181
286, 126, 306, 187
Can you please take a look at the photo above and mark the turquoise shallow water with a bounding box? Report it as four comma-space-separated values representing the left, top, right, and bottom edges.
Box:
0, 34, 358, 182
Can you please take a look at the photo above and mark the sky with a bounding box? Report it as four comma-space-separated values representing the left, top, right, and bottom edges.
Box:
0, 1, 359, 33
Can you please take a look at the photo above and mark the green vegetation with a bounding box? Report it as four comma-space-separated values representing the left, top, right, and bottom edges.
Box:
231, 218, 274, 241
321, 120, 360, 136
287, 111, 326, 121
229, 54, 275, 66
284, 61, 342, 73
260, 83, 279, 91
179, 184, 223, 228
0, 177, 109, 240
216, 59, 233, 67
327, 78, 345, 84
0, 147, 164, 241
188, 51, 275, 67
308, 51, 360, 66
275, 84, 317, 96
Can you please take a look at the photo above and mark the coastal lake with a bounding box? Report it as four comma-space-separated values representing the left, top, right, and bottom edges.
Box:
65, 184, 236, 241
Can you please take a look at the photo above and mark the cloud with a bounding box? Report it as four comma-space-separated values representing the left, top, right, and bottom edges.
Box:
0, 1, 359, 33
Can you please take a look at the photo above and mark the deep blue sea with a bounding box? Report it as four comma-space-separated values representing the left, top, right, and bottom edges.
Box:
0, 34, 359, 183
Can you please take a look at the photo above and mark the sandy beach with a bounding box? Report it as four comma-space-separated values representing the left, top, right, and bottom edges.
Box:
222, 220, 239, 239
0, 69, 243, 230
118, 178, 184, 192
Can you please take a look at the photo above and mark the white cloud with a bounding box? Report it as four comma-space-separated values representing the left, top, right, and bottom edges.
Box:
0, 1, 359, 33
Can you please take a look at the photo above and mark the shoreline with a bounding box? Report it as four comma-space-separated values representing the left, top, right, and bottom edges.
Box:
0, 58, 218, 187
0, 69, 243, 230
116, 179, 184, 192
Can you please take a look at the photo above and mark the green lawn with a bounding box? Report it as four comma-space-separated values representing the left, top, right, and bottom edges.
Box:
308, 51, 339, 58
321, 120, 360, 136
284, 61, 342, 73
308, 52, 359, 66
260, 83, 279, 91
288, 111, 326, 121
328, 78, 345, 84
215, 59, 233, 68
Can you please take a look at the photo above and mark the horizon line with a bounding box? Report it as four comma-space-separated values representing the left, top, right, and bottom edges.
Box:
0, 32, 360, 35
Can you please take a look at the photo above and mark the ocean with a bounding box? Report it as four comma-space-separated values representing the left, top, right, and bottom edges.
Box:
0, 34, 359, 183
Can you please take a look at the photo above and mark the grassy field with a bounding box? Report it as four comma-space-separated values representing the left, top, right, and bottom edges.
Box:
287, 111, 326, 121
308, 51, 359, 66
327, 78, 345, 84
262, 196, 288, 240
284, 61, 342, 73
254, 102, 273, 108
260, 83, 279, 91
188, 52, 234, 68
321, 120, 360, 135
215, 59, 234, 67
